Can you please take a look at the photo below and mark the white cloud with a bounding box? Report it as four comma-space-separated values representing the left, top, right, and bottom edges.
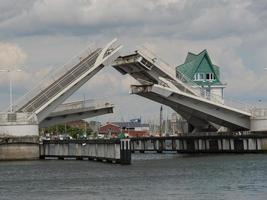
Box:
190, 1, 260, 39
0, 42, 27, 67
0, 0, 267, 120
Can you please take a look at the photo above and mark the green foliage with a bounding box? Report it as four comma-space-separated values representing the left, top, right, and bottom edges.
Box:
42, 122, 93, 139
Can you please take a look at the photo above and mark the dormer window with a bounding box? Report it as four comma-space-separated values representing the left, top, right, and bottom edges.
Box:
194, 73, 205, 81
206, 73, 215, 81
194, 73, 215, 82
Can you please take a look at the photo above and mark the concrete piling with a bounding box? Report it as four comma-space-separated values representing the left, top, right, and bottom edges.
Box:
40, 139, 130, 164
130, 134, 267, 153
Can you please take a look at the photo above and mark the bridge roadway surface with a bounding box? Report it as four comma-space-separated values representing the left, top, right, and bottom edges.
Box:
12, 39, 122, 125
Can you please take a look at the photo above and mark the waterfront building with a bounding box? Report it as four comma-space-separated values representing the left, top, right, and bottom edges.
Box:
99, 121, 150, 138
176, 49, 226, 103
99, 123, 121, 137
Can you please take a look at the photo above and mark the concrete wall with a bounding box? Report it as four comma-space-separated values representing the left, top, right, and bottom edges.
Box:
40, 140, 123, 162
0, 136, 39, 160
0, 124, 38, 137
250, 118, 267, 132
0, 143, 39, 160
260, 139, 267, 150
130, 136, 267, 153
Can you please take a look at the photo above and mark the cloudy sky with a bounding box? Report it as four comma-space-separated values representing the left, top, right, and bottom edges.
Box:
0, 0, 267, 123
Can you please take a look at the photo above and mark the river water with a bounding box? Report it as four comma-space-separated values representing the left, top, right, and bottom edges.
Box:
0, 154, 267, 200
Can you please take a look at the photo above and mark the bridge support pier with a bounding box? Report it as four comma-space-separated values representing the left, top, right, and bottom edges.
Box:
0, 113, 39, 160
130, 135, 267, 153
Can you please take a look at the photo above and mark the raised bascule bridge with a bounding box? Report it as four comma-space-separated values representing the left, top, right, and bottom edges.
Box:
0, 39, 122, 160
1, 38, 267, 161
113, 47, 267, 133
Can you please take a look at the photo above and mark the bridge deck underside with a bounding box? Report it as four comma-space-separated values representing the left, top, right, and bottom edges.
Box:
113, 54, 196, 95
133, 85, 250, 131
40, 106, 113, 128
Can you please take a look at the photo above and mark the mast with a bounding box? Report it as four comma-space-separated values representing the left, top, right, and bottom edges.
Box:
159, 105, 163, 136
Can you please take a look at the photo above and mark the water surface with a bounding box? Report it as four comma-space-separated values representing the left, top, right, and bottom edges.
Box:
0, 154, 266, 200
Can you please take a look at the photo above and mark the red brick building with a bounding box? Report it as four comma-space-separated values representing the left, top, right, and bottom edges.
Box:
99, 122, 150, 138
99, 123, 121, 135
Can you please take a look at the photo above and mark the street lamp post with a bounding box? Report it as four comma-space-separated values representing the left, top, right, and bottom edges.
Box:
0, 69, 22, 113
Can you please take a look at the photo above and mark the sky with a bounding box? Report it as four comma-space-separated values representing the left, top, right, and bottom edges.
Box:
0, 0, 267, 123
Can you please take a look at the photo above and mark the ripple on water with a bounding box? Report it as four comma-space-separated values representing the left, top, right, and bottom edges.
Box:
0, 154, 267, 200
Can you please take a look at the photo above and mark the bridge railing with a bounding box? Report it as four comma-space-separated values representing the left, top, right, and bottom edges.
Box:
138, 46, 176, 78
158, 78, 254, 114
133, 46, 254, 114
0, 112, 37, 125
251, 108, 267, 117
137, 46, 205, 95
12, 44, 99, 112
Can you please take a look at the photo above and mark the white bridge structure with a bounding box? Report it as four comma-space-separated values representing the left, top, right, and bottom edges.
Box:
1, 39, 267, 160
0, 39, 122, 137
113, 47, 267, 132
40, 99, 114, 128
1, 38, 267, 137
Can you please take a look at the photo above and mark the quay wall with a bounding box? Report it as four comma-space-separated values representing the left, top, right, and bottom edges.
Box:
131, 135, 267, 153
0, 113, 39, 160
40, 139, 131, 164
0, 136, 39, 160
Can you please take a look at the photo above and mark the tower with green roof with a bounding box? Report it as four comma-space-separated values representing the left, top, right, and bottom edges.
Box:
176, 50, 225, 103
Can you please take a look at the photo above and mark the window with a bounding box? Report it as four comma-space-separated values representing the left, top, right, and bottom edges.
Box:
206, 73, 215, 81
194, 73, 205, 81
199, 73, 204, 80
193, 74, 197, 80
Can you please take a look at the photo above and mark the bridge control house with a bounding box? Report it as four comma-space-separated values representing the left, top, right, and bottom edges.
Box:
176, 50, 226, 103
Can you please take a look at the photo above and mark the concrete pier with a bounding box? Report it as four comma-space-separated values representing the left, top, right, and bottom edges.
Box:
0, 112, 39, 160
40, 139, 131, 164
131, 134, 267, 153
0, 136, 39, 160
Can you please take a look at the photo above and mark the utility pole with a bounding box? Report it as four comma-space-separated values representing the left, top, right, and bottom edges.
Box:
165, 109, 168, 136
0, 68, 23, 112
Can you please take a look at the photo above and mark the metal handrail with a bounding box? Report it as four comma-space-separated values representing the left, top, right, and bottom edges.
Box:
19, 50, 101, 112
13, 44, 98, 112
138, 46, 201, 95
251, 108, 267, 117
159, 78, 254, 114
136, 47, 254, 114
0, 112, 37, 124
138, 46, 176, 78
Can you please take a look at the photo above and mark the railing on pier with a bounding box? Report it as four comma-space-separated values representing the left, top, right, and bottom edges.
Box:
251, 108, 267, 118
0, 112, 37, 125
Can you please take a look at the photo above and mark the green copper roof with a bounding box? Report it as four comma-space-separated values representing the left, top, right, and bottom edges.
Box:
184, 52, 198, 63
176, 50, 222, 86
